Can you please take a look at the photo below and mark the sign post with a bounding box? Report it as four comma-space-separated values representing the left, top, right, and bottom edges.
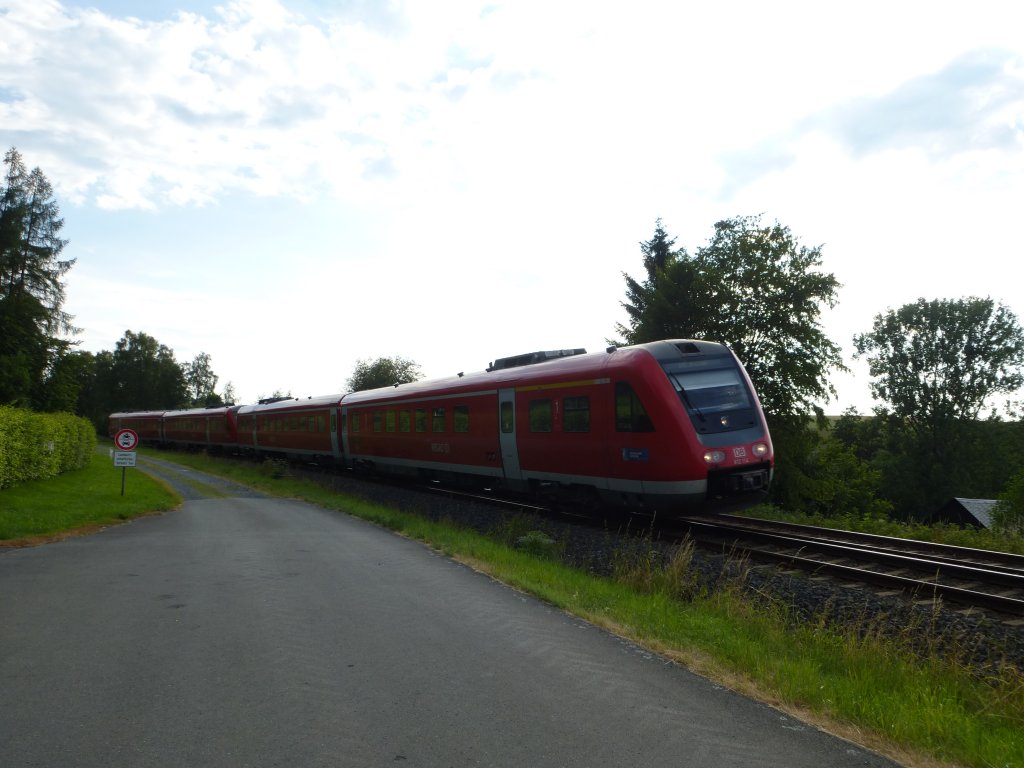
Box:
113, 429, 139, 496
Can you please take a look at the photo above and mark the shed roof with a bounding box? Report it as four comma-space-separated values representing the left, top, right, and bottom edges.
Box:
929, 497, 997, 529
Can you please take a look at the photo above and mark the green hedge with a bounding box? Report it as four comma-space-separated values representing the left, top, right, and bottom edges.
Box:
0, 407, 97, 490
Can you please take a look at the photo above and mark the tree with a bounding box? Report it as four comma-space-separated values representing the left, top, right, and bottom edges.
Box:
184, 352, 221, 406
853, 297, 1024, 518
0, 148, 75, 406
107, 330, 189, 411
346, 356, 422, 392
853, 298, 1024, 428
616, 215, 844, 421
613, 219, 688, 343
36, 349, 96, 414
0, 292, 49, 406
992, 468, 1024, 535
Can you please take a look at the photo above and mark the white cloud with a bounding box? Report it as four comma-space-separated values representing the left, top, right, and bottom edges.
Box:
5, 0, 1024, 413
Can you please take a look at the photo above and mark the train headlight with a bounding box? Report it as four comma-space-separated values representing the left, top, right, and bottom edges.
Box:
703, 450, 726, 464
752, 442, 769, 457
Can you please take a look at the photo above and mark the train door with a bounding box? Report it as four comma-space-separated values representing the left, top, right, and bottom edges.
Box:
498, 388, 524, 489
331, 409, 344, 462
338, 406, 348, 465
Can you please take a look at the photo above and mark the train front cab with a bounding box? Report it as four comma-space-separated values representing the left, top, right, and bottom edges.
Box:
497, 341, 773, 512
641, 340, 773, 507
496, 349, 698, 510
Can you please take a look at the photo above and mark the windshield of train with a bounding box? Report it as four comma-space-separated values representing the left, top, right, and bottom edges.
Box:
662, 360, 751, 415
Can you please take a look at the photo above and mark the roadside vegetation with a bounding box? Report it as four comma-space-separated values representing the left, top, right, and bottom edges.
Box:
0, 449, 179, 543
11, 446, 1012, 768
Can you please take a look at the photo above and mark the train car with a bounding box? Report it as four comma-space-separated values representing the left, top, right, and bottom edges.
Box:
235, 394, 343, 461
339, 340, 772, 511
108, 410, 166, 444
162, 406, 241, 450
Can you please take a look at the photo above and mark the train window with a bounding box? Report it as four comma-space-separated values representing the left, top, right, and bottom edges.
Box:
318, 415, 326, 432
563, 396, 590, 433
663, 364, 751, 413
374, 412, 382, 432
500, 402, 513, 433
386, 411, 396, 433
351, 414, 360, 433
415, 408, 427, 432
529, 399, 552, 432
615, 383, 655, 432
454, 405, 469, 433
432, 407, 445, 432
399, 410, 411, 432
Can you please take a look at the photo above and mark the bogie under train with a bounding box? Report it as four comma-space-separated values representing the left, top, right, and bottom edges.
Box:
108, 340, 773, 512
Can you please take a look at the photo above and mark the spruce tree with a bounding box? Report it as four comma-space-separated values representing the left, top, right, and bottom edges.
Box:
0, 148, 75, 407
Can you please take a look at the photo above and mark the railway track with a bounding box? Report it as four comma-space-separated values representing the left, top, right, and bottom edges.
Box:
411, 482, 1024, 618
678, 514, 1024, 618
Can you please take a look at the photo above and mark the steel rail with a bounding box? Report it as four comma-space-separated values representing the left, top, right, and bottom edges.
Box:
682, 519, 1024, 616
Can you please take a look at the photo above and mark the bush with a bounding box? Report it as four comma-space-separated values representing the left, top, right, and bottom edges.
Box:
0, 406, 96, 490
992, 468, 1024, 535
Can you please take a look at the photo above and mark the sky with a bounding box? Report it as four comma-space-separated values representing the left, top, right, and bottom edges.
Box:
2, 0, 1022, 411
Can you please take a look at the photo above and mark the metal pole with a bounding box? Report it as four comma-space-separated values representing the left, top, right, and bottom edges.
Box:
121, 466, 126, 496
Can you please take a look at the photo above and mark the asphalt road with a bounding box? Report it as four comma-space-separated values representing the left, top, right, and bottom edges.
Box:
0, 461, 902, 767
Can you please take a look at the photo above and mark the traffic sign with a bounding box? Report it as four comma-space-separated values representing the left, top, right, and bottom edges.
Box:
114, 429, 139, 451
113, 451, 137, 467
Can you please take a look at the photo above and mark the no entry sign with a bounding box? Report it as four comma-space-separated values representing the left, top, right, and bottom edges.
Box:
114, 429, 139, 451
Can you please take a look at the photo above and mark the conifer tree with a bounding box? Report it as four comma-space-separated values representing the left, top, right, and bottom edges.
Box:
0, 148, 75, 407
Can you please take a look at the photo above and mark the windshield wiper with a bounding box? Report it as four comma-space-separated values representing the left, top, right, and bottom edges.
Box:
669, 374, 705, 422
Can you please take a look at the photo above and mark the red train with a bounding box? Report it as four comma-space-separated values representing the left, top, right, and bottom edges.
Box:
108, 340, 773, 511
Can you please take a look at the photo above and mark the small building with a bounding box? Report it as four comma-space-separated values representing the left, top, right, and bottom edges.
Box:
926, 498, 996, 529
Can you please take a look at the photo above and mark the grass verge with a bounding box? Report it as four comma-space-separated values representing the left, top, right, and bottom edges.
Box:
7, 446, 1024, 768
0, 449, 180, 543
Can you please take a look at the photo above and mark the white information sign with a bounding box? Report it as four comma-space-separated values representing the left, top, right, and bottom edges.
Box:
113, 451, 137, 467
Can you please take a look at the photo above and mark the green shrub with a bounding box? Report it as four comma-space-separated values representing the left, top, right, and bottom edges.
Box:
0, 406, 96, 490
992, 468, 1024, 535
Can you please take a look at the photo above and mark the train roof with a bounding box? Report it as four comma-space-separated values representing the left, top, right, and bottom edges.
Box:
108, 341, 736, 419
236, 393, 345, 415
162, 405, 237, 418
340, 340, 733, 406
